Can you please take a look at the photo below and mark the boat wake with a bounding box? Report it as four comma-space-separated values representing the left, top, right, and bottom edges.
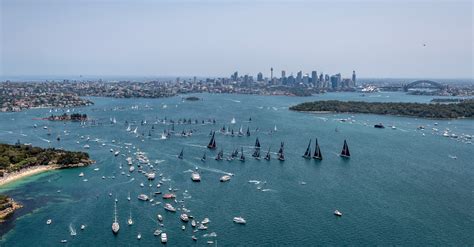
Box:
185, 144, 207, 148
229, 99, 241, 103
248, 180, 261, 184
261, 189, 277, 192
69, 223, 77, 236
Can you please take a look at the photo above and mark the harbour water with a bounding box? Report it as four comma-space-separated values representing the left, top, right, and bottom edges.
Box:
0, 92, 473, 246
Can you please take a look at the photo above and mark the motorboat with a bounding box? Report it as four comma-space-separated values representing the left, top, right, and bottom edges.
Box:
220, 175, 231, 182
191, 172, 201, 182
46, 219, 52, 225
233, 216, 246, 224
154, 229, 162, 236
201, 218, 210, 224
180, 213, 189, 222
157, 214, 163, 221
334, 210, 343, 216
164, 203, 176, 212
161, 233, 168, 243
137, 194, 149, 201
79, 172, 84, 177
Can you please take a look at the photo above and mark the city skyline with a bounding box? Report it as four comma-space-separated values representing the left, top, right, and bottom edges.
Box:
1, 0, 473, 79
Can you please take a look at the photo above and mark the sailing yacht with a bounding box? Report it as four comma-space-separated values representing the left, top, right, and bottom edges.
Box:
246, 127, 251, 136
302, 139, 312, 159
112, 202, 120, 234
239, 147, 245, 162
313, 138, 323, 160
207, 132, 217, 149
277, 142, 285, 161
264, 147, 271, 161
238, 125, 244, 137
340, 139, 350, 158
253, 149, 261, 160
178, 148, 184, 159
201, 152, 206, 162
231, 117, 236, 124
215, 149, 224, 161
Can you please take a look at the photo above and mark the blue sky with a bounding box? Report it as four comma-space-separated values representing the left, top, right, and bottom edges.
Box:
1, 0, 473, 79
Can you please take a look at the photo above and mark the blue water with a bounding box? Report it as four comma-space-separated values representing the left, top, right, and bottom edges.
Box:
0, 92, 473, 246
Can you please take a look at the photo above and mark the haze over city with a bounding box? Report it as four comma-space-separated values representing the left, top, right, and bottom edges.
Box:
1, 0, 473, 79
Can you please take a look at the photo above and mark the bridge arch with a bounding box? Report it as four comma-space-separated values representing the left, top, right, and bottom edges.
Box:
403, 80, 445, 91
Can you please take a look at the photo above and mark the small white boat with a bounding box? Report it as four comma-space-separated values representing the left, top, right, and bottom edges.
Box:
164, 203, 176, 212
60, 240, 67, 243
129, 166, 135, 172
198, 224, 208, 230
161, 233, 168, 243
137, 233, 141, 240
81, 225, 86, 230
233, 216, 246, 224
157, 214, 163, 221
137, 194, 149, 201
154, 229, 162, 236
46, 219, 52, 225
79, 172, 84, 177
140, 182, 144, 187
191, 172, 201, 182
182, 225, 186, 230
334, 210, 342, 216
83, 144, 90, 149
180, 213, 189, 222
220, 175, 231, 182
201, 218, 210, 224
147, 172, 156, 180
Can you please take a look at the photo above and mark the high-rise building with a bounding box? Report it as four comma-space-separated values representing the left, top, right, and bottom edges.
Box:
352, 70, 357, 86
231, 71, 238, 81
270, 67, 274, 80
311, 71, 318, 86
296, 71, 302, 83
330, 73, 342, 89
281, 70, 286, 79
257, 72, 263, 82
303, 74, 310, 84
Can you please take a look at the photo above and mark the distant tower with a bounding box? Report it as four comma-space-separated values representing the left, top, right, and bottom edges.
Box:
270, 67, 274, 80
352, 70, 357, 86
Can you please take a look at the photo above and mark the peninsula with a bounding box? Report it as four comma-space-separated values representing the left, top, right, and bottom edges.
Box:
0, 143, 93, 222
290, 100, 474, 119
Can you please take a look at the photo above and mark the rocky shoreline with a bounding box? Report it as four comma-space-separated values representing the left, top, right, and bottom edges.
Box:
0, 197, 23, 223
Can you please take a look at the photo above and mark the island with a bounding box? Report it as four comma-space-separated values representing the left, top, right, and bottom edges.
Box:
0, 142, 93, 222
289, 100, 474, 119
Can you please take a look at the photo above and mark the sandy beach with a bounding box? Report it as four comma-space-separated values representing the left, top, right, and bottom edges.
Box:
0, 165, 57, 187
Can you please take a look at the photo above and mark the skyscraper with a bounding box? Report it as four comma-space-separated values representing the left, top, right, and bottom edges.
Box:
257, 72, 263, 82
281, 70, 286, 79
352, 70, 357, 86
296, 71, 302, 83
311, 71, 318, 86
270, 67, 274, 80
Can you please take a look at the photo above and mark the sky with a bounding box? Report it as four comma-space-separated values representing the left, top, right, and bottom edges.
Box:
1, 0, 473, 79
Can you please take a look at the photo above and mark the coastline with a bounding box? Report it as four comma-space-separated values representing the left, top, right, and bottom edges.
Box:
0, 165, 57, 188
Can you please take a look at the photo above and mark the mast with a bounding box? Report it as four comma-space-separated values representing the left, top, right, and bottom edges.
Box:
303, 139, 312, 159
240, 147, 245, 161
313, 138, 323, 160
246, 127, 250, 136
